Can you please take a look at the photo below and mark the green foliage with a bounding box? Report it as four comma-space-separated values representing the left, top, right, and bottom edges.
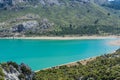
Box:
0, 77, 4, 80
18, 73, 25, 80
7, 61, 19, 70
20, 64, 32, 75
0, 67, 4, 80
1, 63, 10, 72
34, 49, 120, 80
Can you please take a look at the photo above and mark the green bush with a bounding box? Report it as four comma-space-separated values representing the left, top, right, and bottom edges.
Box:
0, 67, 4, 80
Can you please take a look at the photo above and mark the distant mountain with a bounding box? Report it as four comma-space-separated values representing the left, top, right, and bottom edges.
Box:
0, 0, 119, 37
0, 0, 110, 7
0, 0, 92, 8
94, 0, 108, 5
102, 0, 120, 10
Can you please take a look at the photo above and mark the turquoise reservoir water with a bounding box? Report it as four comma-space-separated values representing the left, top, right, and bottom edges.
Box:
0, 39, 119, 71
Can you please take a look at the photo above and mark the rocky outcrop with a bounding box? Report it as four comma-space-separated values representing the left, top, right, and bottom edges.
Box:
0, 0, 110, 7
1, 0, 110, 9
0, 0, 91, 8
39, 0, 60, 5
11, 20, 39, 33
0, 13, 54, 37
1, 62, 34, 80
10, 18, 53, 33
3, 66, 20, 80
39, 18, 54, 29
93, 0, 108, 5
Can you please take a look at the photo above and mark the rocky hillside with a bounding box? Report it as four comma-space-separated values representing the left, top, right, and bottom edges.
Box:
0, 0, 110, 7
94, 0, 108, 5
102, 0, 120, 10
0, 62, 34, 80
0, 0, 90, 7
0, 0, 119, 37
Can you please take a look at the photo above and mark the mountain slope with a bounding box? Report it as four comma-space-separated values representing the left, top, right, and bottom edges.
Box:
0, 0, 119, 37
102, 0, 120, 10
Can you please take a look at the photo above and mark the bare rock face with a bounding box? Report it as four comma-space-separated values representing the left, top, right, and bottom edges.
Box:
12, 20, 39, 32
0, 0, 109, 6
3, 66, 20, 80
0, 0, 91, 7
0, 0, 60, 5
93, 0, 108, 5
1, 62, 34, 80
39, 18, 54, 29
39, 0, 60, 5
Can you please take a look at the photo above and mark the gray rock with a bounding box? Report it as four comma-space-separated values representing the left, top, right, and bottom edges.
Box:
12, 20, 39, 32
39, 0, 60, 5
2, 62, 34, 80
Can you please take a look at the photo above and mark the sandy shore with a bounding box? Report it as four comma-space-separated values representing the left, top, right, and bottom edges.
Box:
35, 48, 118, 72
109, 40, 120, 46
0, 35, 119, 40
35, 57, 96, 72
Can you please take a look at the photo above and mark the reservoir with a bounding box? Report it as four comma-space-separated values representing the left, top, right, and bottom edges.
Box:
0, 38, 119, 70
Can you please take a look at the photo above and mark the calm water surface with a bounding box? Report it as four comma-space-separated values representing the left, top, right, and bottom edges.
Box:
0, 39, 119, 70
